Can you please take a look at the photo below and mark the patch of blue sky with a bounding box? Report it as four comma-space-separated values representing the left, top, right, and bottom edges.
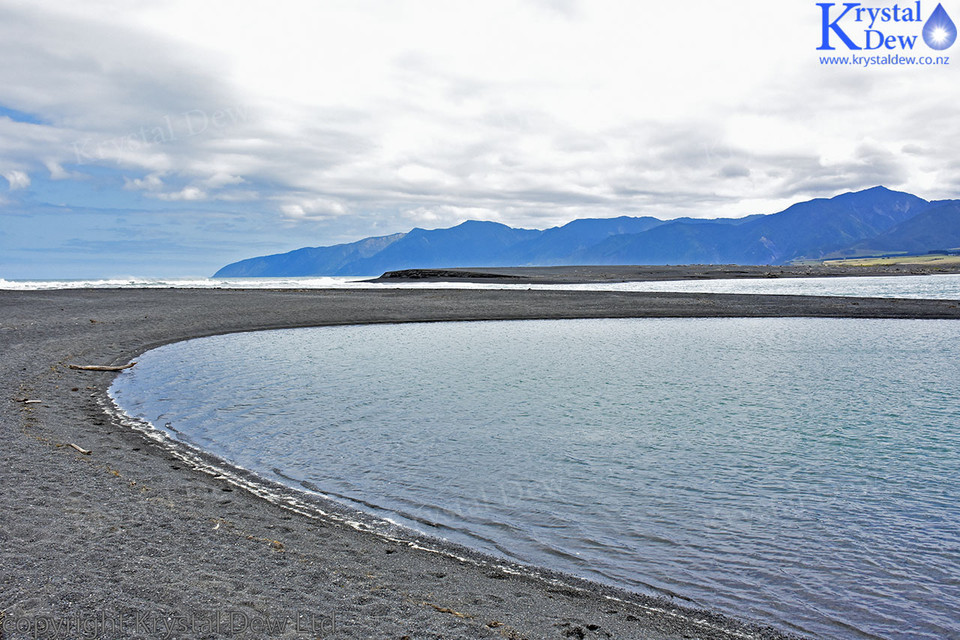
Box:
0, 104, 48, 125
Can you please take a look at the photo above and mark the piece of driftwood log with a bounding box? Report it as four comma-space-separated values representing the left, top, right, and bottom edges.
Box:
68, 362, 136, 372
68, 443, 91, 455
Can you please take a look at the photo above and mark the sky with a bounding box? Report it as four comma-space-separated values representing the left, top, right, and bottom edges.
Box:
1, 0, 958, 278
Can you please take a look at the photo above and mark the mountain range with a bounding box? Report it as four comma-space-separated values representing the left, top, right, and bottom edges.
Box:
214, 187, 960, 277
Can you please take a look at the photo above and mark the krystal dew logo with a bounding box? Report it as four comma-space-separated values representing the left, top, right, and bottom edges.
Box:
817, 1, 957, 53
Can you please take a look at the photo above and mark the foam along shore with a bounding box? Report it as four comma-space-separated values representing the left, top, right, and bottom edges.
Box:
4, 287, 959, 640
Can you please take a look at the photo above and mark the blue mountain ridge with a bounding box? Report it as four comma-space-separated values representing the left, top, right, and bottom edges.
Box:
214, 187, 958, 277
826, 200, 960, 257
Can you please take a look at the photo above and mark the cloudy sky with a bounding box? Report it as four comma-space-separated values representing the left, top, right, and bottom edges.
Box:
1, 0, 958, 278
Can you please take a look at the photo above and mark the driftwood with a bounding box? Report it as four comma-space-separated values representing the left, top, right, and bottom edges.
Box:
68, 443, 91, 455
68, 362, 136, 372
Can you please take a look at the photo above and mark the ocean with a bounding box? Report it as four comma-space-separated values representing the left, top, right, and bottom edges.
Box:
4, 272, 960, 299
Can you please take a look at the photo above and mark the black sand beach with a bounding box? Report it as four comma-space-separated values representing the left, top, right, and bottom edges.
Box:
4, 286, 960, 639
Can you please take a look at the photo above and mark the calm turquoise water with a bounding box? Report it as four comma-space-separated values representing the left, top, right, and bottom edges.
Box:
110, 319, 960, 639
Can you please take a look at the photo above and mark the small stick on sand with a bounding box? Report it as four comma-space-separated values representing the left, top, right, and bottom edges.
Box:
68, 443, 91, 455
68, 362, 136, 372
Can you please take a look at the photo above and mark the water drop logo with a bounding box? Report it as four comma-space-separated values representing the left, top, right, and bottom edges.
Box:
923, 3, 957, 50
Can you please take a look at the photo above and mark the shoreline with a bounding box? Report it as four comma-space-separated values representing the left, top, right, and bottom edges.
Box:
4, 288, 960, 639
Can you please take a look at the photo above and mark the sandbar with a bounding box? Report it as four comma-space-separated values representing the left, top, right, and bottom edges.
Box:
4, 286, 959, 639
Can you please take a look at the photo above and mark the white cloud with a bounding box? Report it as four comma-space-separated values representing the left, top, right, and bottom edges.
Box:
203, 172, 245, 189
155, 186, 206, 201
45, 160, 82, 180
2, 169, 30, 190
124, 173, 165, 191
280, 198, 349, 221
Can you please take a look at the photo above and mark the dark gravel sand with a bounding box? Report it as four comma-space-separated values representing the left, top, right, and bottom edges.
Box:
3, 287, 959, 639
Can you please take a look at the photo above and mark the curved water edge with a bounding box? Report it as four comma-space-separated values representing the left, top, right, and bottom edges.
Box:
109, 318, 960, 640
101, 369, 771, 640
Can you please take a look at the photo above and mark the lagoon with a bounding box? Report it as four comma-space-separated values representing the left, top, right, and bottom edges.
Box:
110, 318, 960, 639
